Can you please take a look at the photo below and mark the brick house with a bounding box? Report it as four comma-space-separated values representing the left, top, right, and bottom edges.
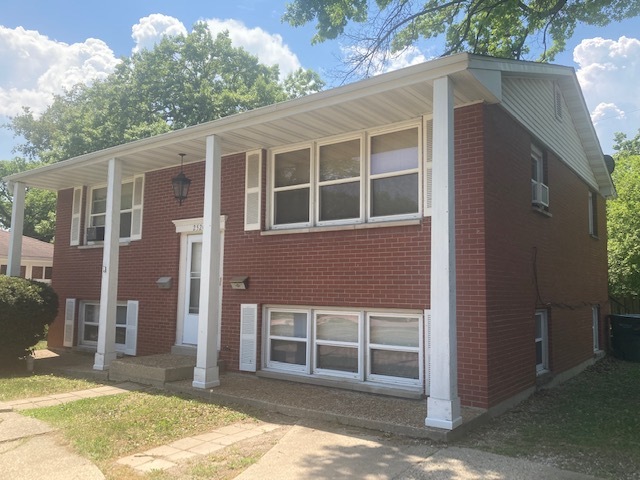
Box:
0, 230, 53, 282
4, 54, 614, 430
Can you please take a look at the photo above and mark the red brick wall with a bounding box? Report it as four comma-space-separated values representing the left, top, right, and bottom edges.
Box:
47, 103, 608, 411
483, 104, 609, 407
454, 103, 490, 407
49, 161, 206, 355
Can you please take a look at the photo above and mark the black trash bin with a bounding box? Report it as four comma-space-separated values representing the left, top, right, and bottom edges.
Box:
610, 314, 640, 362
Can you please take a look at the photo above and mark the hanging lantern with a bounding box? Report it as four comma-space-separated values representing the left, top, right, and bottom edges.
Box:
172, 153, 191, 206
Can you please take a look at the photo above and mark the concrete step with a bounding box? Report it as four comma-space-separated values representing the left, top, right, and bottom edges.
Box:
109, 354, 196, 387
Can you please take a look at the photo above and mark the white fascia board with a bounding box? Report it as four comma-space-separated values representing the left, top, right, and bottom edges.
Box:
4, 54, 476, 189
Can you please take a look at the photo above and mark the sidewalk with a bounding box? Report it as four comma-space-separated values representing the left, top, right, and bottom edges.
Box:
0, 373, 603, 479
235, 422, 601, 480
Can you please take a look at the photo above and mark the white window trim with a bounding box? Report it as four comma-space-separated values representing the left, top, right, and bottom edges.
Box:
265, 307, 311, 374
592, 305, 601, 352
367, 122, 423, 223
268, 119, 424, 230
531, 146, 549, 208
535, 309, 549, 374
588, 191, 598, 237
315, 134, 365, 227
366, 312, 423, 388
270, 144, 313, 229
264, 305, 424, 389
78, 300, 130, 353
85, 174, 144, 244
313, 310, 363, 380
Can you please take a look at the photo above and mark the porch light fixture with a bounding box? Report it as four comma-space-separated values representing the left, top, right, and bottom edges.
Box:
172, 153, 191, 206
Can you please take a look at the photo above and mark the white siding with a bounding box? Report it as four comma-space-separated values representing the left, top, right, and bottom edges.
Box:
502, 77, 598, 190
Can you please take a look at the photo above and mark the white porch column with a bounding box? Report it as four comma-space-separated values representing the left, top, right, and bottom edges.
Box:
94, 158, 122, 370
426, 76, 463, 430
193, 134, 222, 389
7, 182, 26, 277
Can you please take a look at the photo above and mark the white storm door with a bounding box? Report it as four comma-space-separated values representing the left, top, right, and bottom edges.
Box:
183, 235, 202, 345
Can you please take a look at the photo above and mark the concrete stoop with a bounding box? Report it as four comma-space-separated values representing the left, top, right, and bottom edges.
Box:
108, 354, 196, 387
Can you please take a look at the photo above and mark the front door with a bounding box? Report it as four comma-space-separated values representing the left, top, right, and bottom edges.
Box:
182, 235, 202, 345
181, 231, 225, 346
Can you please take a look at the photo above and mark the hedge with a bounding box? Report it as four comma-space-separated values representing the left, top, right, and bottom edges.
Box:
0, 276, 58, 363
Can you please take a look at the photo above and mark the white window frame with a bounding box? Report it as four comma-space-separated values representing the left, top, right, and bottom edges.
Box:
316, 135, 365, 226
588, 191, 598, 237
592, 305, 601, 352
535, 309, 549, 374
264, 305, 424, 388
85, 175, 144, 243
366, 312, 423, 387
78, 301, 128, 353
265, 308, 311, 373
531, 146, 549, 208
270, 144, 313, 229
268, 120, 423, 230
367, 123, 422, 223
313, 310, 363, 380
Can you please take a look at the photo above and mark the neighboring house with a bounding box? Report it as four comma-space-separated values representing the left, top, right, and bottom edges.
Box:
0, 230, 53, 283
3, 54, 614, 431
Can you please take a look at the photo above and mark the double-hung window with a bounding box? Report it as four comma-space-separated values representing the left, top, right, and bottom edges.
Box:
531, 146, 549, 208
86, 175, 144, 242
535, 310, 549, 374
272, 148, 311, 226
317, 138, 362, 224
266, 306, 423, 388
369, 128, 420, 219
78, 300, 138, 355
588, 191, 598, 236
270, 122, 421, 229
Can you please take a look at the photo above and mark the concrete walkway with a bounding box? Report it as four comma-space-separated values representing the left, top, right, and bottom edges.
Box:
0, 381, 602, 480
236, 423, 601, 480
116, 421, 281, 473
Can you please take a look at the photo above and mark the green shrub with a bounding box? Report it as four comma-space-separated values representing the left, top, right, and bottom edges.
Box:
0, 276, 58, 363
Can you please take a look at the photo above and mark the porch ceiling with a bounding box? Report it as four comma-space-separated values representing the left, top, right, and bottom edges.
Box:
5, 53, 598, 193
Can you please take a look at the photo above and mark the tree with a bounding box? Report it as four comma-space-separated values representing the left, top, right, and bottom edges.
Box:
0, 159, 57, 242
284, 0, 640, 78
3, 23, 324, 238
608, 129, 640, 298
8, 23, 325, 163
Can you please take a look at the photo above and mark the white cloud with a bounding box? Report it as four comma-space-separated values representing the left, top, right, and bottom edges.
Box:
339, 44, 431, 78
131, 14, 187, 53
574, 36, 640, 151
205, 18, 301, 77
0, 26, 119, 117
591, 102, 625, 124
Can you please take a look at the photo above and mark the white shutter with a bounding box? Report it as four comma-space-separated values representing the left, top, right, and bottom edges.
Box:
125, 300, 138, 355
239, 304, 258, 371
244, 150, 262, 231
63, 298, 76, 347
424, 309, 432, 396
424, 119, 433, 216
70, 187, 82, 246
130, 176, 144, 240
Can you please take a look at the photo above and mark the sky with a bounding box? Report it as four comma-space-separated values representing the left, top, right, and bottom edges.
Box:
1, 1, 639, 160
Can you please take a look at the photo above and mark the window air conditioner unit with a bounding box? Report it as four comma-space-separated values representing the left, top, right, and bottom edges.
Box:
532, 182, 549, 207
86, 226, 105, 242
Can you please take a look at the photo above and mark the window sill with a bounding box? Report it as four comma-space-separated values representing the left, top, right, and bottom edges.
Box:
532, 205, 552, 218
261, 218, 422, 236
77, 241, 132, 249
258, 369, 424, 399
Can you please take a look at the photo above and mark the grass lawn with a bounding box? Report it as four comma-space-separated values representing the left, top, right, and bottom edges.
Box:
457, 357, 640, 479
23, 389, 274, 479
0, 374, 104, 402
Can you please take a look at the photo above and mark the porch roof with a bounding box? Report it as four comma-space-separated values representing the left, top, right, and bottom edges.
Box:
5, 53, 613, 196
